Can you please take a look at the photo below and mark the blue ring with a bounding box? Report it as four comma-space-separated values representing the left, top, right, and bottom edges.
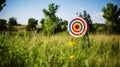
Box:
69, 19, 74, 34
69, 19, 83, 34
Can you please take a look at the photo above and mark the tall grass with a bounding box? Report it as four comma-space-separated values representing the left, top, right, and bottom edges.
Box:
0, 32, 120, 67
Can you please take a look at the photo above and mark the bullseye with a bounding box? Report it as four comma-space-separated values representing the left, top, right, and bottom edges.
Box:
72, 22, 81, 32
68, 17, 88, 37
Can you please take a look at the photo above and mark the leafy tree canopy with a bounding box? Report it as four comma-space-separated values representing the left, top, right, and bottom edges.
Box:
102, 3, 120, 33
0, 0, 6, 11
0, 19, 7, 31
42, 3, 60, 34
77, 11, 93, 33
8, 17, 17, 26
27, 18, 38, 31
8, 17, 17, 31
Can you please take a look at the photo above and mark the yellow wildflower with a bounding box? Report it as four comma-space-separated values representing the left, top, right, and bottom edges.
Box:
69, 41, 74, 46
69, 55, 74, 59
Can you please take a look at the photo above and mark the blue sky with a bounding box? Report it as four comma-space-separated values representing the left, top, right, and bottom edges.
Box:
0, 0, 120, 25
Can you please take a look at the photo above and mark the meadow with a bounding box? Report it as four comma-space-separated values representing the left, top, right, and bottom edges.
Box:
0, 0, 120, 67
0, 31, 120, 67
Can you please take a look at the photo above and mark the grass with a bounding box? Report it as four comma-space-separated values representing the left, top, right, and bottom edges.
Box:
0, 32, 120, 67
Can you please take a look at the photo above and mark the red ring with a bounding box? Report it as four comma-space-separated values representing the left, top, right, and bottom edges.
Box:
71, 18, 87, 36
72, 23, 81, 32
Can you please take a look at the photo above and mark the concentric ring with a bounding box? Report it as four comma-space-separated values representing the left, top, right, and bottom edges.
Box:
68, 17, 88, 37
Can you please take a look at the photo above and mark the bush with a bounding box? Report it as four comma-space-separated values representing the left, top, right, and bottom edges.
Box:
0, 19, 7, 32
26, 18, 38, 31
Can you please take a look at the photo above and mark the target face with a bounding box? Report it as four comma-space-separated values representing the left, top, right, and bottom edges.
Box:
68, 17, 88, 37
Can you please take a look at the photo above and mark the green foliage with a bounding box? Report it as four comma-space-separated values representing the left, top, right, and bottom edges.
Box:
40, 18, 45, 30
92, 23, 106, 33
102, 3, 120, 33
40, 18, 45, 25
8, 17, 17, 25
0, 33, 119, 67
0, 0, 6, 11
55, 19, 68, 33
77, 11, 94, 33
8, 17, 17, 31
42, 3, 60, 34
0, 19, 7, 32
26, 18, 38, 31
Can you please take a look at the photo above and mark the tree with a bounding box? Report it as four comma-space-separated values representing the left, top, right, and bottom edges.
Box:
0, 19, 7, 32
40, 18, 45, 28
42, 3, 60, 35
0, 0, 6, 11
77, 11, 93, 48
8, 17, 17, 31
55, 19, 68, 33
77, 11, 93, 33
60, 20, 68, 31
27, 18, 38, 31
102, 3, 120, 33
8, 17, 17, 25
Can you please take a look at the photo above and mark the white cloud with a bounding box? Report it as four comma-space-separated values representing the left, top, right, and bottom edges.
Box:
79, 7, 84, 11
91, 11, 105, 24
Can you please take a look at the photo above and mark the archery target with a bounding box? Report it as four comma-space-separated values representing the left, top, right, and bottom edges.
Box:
68, 17, 88, 37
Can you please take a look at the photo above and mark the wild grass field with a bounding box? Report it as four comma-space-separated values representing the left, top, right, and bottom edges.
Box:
0, 31, 120, 67
0, 0, 120, 67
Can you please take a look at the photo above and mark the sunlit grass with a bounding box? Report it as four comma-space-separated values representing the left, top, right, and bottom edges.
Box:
0, 32, 120, 67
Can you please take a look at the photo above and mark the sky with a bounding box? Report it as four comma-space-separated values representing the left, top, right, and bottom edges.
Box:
0, 0, 120, 25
